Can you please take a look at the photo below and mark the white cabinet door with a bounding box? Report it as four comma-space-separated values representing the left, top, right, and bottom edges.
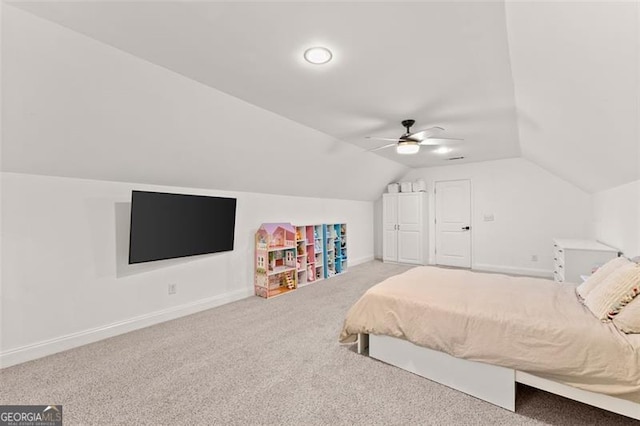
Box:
398, 229, 422, 264
398, 193, 421, 230
397, 193, 423, 264
382, 194, 398, 262
383, 228, 398, 262
383, 194, 398, 225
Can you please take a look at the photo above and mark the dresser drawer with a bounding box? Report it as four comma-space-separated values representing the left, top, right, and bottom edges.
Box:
553, 245, 564, 264
553, 269, 564, 283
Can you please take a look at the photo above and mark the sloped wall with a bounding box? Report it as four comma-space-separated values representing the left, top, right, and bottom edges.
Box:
505, 1, 639, 193
1, 5, 406, 202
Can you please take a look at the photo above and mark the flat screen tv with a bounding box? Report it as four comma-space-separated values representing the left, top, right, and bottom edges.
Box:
128, 190, 237, 264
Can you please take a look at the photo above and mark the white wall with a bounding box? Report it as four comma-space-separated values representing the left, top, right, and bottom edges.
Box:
375, 158, 593, 277
593, 180, 640, 258
0, 2, 4, 360
0, 172, 375, 367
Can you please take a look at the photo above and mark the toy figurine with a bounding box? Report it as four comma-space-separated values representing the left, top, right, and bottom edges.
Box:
307, 263, 314, 278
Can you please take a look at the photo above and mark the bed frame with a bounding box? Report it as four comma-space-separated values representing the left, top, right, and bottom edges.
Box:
358, 333, 640, 421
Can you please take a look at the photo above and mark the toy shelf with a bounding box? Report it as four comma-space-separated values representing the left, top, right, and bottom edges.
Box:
267, 246, 296, 252
268, 265, 297, 276
264, 285, 294, 298
255, 222, 346, 298
324, 223, 348, 278
295, 224, 323, 287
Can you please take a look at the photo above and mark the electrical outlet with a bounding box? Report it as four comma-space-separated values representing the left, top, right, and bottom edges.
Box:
483, 213, 495, 222
168, 283, 177, 295
531, 255, 538, 262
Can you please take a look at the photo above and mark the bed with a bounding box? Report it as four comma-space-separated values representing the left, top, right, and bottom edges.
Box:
339, 266, 640, 420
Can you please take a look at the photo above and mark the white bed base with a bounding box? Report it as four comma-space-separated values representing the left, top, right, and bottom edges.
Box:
360, 333, 640, 421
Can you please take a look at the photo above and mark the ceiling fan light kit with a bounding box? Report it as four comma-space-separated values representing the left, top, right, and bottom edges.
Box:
396, 141, 420, 155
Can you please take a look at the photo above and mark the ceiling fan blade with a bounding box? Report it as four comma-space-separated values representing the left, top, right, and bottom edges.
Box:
409, 126, 445, 141
367, 143, 397, 152
365, 136, 401, 142
419, 137, 464, 146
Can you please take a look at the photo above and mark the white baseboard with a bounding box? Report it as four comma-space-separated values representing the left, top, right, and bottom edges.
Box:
473, 263, 553, 279
0, 288, 253, 369
349, 255, 375, 266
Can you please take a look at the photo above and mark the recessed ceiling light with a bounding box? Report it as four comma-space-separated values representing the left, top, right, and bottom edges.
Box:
433, 147, 452, 154
396, 141, 420, 155
304, 47, 333, 65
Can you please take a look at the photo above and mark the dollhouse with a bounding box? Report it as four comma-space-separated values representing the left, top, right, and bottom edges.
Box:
255, 223, 298, 298
255, 222, 347, 299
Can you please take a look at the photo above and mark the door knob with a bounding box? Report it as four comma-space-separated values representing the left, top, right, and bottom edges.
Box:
461, 226, 470, 231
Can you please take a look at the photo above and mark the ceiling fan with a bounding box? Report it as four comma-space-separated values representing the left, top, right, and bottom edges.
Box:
366, 119, 463, 155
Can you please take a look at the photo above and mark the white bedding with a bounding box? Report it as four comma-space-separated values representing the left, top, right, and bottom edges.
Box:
340, 266, 640, 402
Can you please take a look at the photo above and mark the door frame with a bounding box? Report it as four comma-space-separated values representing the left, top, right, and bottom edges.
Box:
433, 179, 473, 268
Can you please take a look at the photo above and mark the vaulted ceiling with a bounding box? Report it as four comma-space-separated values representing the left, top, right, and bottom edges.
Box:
3, 1, 639, 194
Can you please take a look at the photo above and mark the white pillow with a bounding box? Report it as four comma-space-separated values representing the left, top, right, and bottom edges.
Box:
614, 296, 640, 333
576, 257, 629, 300
584, 262, 640, 321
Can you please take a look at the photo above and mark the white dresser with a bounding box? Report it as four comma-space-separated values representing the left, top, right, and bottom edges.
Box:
553, 239, 618, 284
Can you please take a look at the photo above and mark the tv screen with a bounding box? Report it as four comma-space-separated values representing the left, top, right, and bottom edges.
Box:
128, 190, 237, 264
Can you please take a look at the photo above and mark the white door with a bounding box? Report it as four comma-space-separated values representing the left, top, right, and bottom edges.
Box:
382, 194, 398, 262
397, 193, 423, 264
435, 180, 471, 268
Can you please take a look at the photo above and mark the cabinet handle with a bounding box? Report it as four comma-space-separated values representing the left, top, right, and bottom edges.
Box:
397, 224, 400, 230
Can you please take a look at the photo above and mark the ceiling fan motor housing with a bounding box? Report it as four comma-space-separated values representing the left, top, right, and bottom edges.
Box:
401, 119, 415, 131
400, 119, 416, 139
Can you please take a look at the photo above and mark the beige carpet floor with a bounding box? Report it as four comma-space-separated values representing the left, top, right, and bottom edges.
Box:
0, 261, 637, 425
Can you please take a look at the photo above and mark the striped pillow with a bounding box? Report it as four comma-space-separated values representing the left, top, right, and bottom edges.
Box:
584, 262, 640, 321
576, 257, 628, 300
614, 296, 640, 333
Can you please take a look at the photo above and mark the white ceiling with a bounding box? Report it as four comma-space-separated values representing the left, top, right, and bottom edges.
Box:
4, 1, 639, 193
7, 1, 522, 168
